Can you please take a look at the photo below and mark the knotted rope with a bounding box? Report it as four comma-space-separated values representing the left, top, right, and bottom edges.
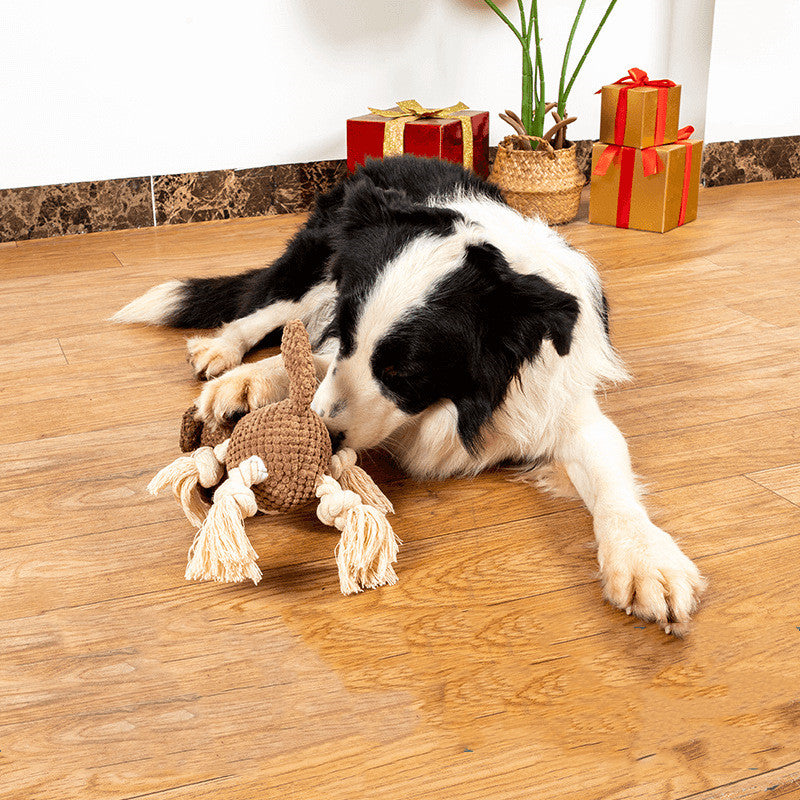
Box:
315, 474, 400, 595
329, 447, 394, 515
185, 455, 268, 585
148, 440, 229, 526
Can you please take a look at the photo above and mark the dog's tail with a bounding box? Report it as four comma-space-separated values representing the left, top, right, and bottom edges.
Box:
109, 271, 258, 329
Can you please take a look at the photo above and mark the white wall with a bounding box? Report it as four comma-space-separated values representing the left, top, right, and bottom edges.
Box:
705, 0, 800, 142
661, 0, 716, 141
0, 0, 796, 191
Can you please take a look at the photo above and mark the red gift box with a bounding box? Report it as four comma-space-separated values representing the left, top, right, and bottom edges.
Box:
347, 100, 490, 178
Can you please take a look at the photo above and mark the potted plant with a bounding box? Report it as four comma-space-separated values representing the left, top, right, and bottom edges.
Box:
484, 0, 618, 223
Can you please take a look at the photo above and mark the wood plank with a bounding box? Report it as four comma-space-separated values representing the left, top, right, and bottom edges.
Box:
726, 294, 800, 330
608, 303, 777, 352
1, 350, 196, 404
0, 380, 198, 444
57, 327, 198, 365
605, 256, 798, 315
0, 337, 66, 371
620, 326, 800, 388
0, 419, 179, 492
602, 360, 800, 437
3, 178, 800, 800
746, 463, 800, 506
628, 406, 800, 492
3, 525, 799, 799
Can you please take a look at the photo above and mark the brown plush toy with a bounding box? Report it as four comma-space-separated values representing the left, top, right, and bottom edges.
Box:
149, 320, 400, 594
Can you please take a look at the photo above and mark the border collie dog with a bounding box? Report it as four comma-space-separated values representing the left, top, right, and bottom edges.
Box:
114, 155, 705, 635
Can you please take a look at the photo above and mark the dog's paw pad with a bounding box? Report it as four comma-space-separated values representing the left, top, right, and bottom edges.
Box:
195, 363, 275, 424
187, 336, 242, 379
599, 517, 706, 637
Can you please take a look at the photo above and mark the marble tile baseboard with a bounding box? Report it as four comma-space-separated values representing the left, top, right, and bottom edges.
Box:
1, 135, 798, 242
153, 160, 347, 226
0, 178, 152, 243
0, 160, 348, 244
701, 136, 800, 187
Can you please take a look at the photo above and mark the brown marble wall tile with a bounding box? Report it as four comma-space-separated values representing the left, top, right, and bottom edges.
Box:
0, 177, 152, 243
272, 159, 348, 214
701, 136, 800, 187
153, 167, 274, 225
2, 137, 797, 242
153, 159, 348, 225
573, 140, 593, 180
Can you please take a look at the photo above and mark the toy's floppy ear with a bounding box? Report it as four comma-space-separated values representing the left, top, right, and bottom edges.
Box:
180, 405, 204, 452
281, 320, 317, 412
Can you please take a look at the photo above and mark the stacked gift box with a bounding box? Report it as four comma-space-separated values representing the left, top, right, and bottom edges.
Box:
589, 68, 703, 233
346, 99, 490, 179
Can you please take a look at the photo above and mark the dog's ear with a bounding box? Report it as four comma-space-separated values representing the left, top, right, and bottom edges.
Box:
453, 242, 580, 454
339, 178, 460, 235
466, 242, 580, 356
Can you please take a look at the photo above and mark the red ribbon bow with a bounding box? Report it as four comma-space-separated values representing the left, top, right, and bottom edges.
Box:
592, 126, 696, 230
605, 67, 677, 91
592, 144, 662, 179
598, 67, 677, 146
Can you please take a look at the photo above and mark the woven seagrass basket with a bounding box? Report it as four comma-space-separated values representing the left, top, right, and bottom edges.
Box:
490, 135, 585, 225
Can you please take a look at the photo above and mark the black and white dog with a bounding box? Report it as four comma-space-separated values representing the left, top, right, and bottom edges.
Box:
114, 155, 705, 634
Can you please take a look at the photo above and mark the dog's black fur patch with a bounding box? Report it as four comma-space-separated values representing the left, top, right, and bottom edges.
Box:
168, 227, 333, 328
328, 178, 463, 357
598, 290, 611, 338
370, 241, 579, 452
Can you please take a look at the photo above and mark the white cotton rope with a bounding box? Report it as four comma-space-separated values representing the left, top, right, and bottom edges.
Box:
185, 455, 268, 585
329, 447, 395, 515
315, 474, 400, 595
315, 474, 363, 529
147, 444, 228, 527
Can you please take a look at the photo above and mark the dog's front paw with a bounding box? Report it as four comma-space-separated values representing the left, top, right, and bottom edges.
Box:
195, 363, 277, 424
187, 336, 243, 379
597, 513, 707, 637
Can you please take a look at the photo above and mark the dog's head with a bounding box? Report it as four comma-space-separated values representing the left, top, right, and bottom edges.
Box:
311, 179, 579, 453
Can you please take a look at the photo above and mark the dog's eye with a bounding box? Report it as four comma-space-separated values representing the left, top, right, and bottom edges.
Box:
380, 364, 410, 383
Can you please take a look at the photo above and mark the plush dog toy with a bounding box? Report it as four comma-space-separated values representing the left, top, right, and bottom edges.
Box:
149, 319, 400, 594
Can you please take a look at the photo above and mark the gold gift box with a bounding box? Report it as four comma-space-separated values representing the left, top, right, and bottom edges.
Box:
588, 139, 703, 233
599, 83, 681, 148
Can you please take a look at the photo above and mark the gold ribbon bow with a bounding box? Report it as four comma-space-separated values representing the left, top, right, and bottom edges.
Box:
368, 99, 474, 170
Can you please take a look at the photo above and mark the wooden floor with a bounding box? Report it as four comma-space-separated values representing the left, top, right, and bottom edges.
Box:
2, 179, 800, 800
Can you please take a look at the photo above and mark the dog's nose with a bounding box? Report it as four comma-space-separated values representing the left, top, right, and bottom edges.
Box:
329, 430, 346, 451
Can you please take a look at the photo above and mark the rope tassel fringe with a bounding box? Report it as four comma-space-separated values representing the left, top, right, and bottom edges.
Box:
147, 442, 228, 527
316, 474, 400, 595
184, 455, 267, 585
